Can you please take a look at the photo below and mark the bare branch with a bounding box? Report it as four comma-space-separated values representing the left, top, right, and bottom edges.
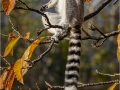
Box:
96, 70, 120, 76
36, 83, 40, 90
0, 54, 11, 66
30, 39, 55, 67
45, 80, 119, 89
84, 0, 113, 21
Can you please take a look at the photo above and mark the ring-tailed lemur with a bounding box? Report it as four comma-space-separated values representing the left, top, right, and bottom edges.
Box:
41, 0, 84, 90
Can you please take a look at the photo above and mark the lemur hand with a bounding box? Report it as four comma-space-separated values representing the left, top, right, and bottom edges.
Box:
40, 5, 48, 11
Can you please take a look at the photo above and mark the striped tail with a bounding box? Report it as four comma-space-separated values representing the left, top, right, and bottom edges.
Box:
65, 25, 81, 90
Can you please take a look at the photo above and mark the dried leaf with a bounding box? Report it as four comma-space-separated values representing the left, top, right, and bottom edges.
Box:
107, 83, 118, 90
13, 59, 24, 84
0, 66, 15, 90
0, 68, 10, 89
4, 37, 20, 57
5, 67, 15, 90
2, 0, 16, 15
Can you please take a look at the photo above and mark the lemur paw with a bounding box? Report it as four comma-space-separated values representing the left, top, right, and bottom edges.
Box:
51, 36, 59, 43
40, 5, 48, 11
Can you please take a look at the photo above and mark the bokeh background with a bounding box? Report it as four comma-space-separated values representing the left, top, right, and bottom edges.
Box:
0, 0, 119, 90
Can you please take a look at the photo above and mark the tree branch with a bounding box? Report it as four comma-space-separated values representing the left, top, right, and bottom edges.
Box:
84, 0, 113, 21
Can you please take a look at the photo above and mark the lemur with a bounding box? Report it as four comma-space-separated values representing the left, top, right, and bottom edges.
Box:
41, 0, 84, 90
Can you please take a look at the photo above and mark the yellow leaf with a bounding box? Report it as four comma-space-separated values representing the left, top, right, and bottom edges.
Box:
118, 24, 120, 30
13, 59, 24, 84
2, 0, 16, 15
8, 32, 14, 56
107, 83, 118, 90
22, 37, 44, 61
4, 37, 20, 57
21, 37, 44, 75
117, 34, 120, 62
117, 47, 120, 62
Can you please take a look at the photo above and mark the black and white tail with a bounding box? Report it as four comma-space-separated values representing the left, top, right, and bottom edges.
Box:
65, 26, 81, 90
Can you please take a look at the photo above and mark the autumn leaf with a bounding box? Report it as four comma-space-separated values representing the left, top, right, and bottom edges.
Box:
107, 83, 118, 90
0, 66, 15, 90
8, 32, 14, 56
0, 68, 10, 89
5, 66, 15, 90
4, 37, 20, 57
118, 24, 120, 30
21, 37, 44, 75
22, 37, 44, 61
13, 59, 24, 84
2, 0, 16, 15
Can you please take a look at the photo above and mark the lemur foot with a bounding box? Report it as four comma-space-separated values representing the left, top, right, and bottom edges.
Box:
40, 5, 48, 11
51, 30, 63, 42
51, 35, 59, 43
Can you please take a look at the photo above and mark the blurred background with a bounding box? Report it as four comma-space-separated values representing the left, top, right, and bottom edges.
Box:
0, 0, 119, 90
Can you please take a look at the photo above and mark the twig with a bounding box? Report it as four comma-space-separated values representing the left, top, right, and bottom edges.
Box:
0, 33, 8, 37
92, 38, 107, 47
36, 83, 40, 90
8, 16, 22, 37
28, 39, 55, 67
0, 54, 11, 66
45, 80, 119, 89
113, 0, 118, 4
96, 70, 120, 76
18, 86, 23, 90
0, 67, 8, 70
78, 79, 119, 88
82, 27, 91, 37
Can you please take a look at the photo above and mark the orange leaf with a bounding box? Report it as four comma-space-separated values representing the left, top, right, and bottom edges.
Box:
0, 68, 10, 89
107, 83, 118, 90
117, 34, 120, 62
4, 37, 20, 57
0, 66, 15, 90
13, 59, 24, 84
8, 32, 14, 56
5, 66, 15, 90
2, 0, 16, 15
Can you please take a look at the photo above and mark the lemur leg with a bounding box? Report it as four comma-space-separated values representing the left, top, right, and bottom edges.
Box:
42, 12, 63, 41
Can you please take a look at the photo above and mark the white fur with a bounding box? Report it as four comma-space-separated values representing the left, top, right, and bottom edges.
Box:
68, 55, 80, 61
